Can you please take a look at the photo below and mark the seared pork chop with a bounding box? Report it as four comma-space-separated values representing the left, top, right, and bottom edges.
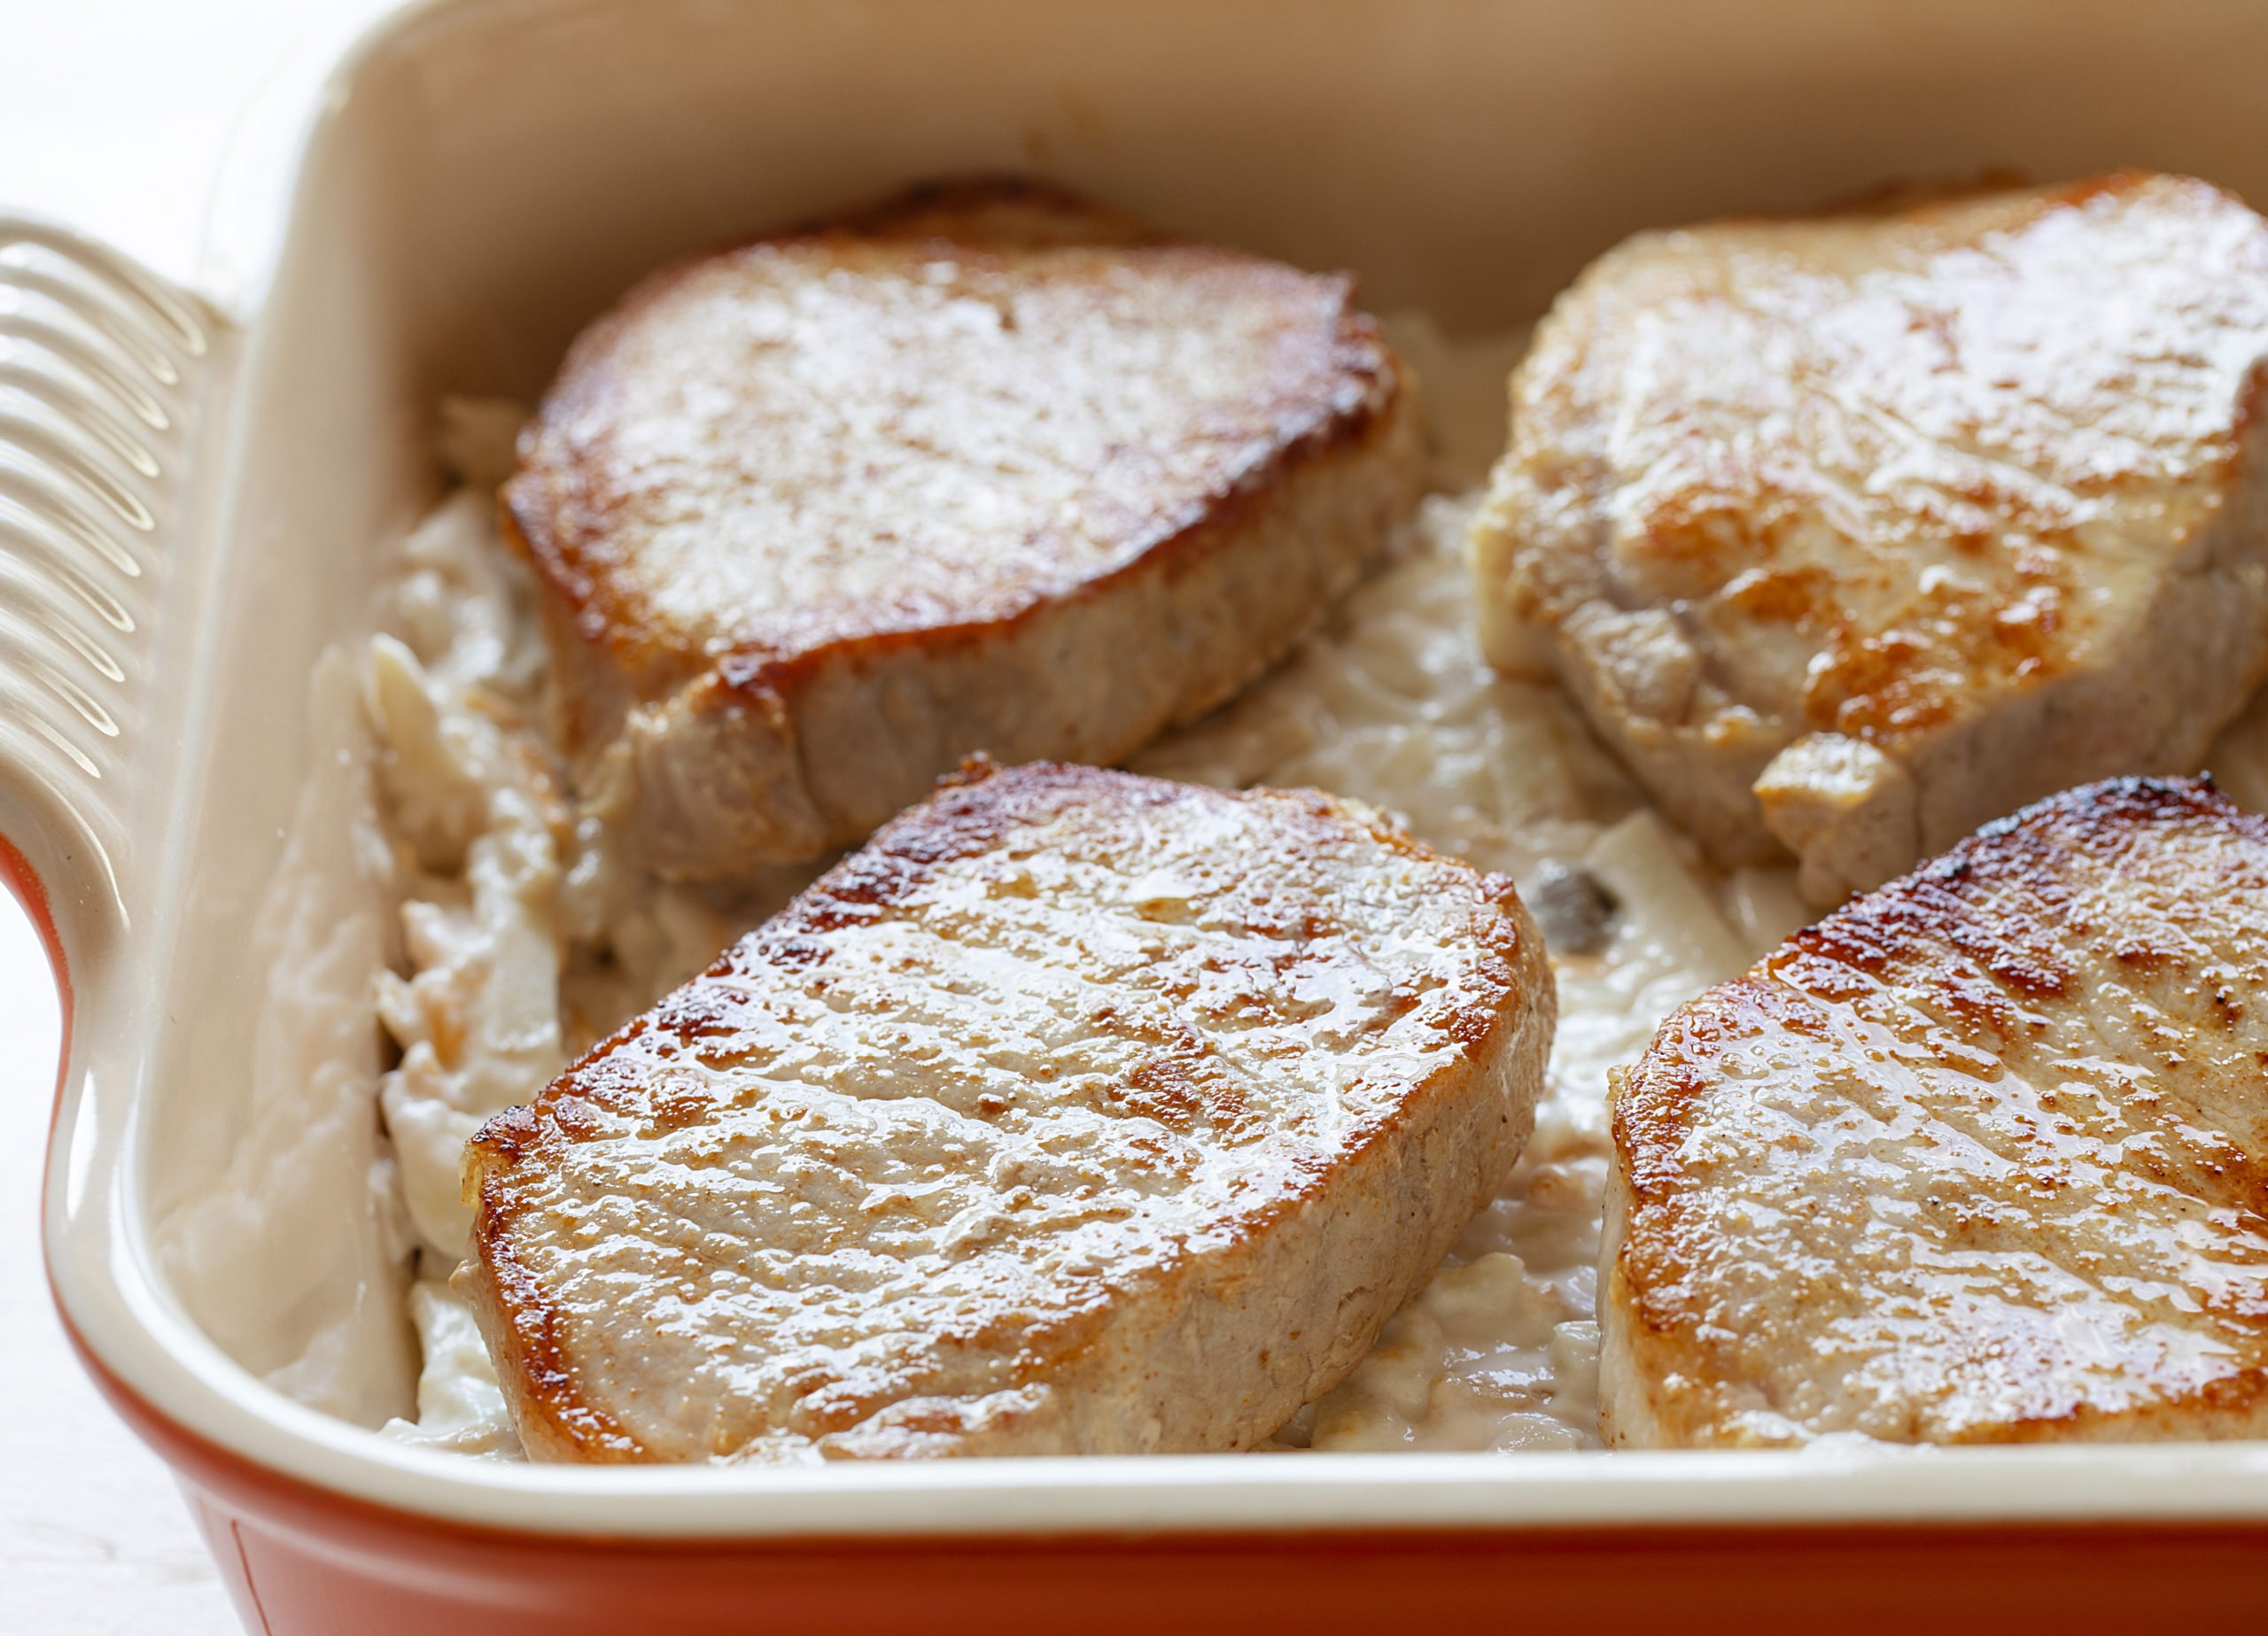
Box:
457, 760, 1551, 1462
505, 179, 1423, 881
1603, 777, 2268, 1446
1471, 172, 2268, 903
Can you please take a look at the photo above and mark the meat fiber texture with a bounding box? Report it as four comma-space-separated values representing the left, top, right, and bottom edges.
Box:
506, 179, 1424, 881
459, 760, 1553, 1462
1472, 172, 2268, 903
1604, 777, 2268, 1446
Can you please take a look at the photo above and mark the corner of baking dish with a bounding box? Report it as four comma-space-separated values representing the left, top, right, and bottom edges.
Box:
14, 0, 2268, 1546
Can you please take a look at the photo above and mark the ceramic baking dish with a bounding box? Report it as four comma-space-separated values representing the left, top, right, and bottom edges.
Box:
18, 0, 2268, 1628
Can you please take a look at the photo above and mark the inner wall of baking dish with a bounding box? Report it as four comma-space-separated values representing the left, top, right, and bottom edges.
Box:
136, 0, 2268, 1429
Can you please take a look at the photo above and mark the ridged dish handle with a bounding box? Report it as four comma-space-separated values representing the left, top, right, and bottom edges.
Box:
0, 213, 216, 958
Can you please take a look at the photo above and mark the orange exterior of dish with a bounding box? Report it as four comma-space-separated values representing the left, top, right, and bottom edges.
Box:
48, 1306, 2268, 1635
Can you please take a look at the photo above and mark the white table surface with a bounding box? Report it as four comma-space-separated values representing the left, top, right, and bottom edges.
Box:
1, 4, 396, 1630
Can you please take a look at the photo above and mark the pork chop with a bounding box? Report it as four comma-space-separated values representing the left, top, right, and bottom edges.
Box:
456, 760, 1551, 1462
1602, 776, 2268, 1446
1470, 171, 2268, 903
504, 178, 1423, 881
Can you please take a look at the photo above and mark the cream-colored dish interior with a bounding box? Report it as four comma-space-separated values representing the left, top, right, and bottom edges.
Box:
119, 0, 2268, 1454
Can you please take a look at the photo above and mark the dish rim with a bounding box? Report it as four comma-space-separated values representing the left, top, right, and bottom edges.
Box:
22, 0, 2268, 1540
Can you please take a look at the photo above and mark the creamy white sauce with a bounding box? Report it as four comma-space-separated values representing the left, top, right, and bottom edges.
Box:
353, 412, 795, 1453
342, 318, 2268, 1458
351, 329, 1804, 1458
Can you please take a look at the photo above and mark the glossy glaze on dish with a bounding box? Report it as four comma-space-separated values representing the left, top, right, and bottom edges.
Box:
458, 760, 1551, 1462
1470, 171, 2268, 901
1604, 777, 2268, 1446
504, 179, 1422, 880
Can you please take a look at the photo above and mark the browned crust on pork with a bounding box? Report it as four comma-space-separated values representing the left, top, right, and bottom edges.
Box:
1607, 777, 2268, 1446
1474, 172, 2268, 901
501, 175, 1412, 723
459, 760, 1551, 1462
455, 1099, 649, 1462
